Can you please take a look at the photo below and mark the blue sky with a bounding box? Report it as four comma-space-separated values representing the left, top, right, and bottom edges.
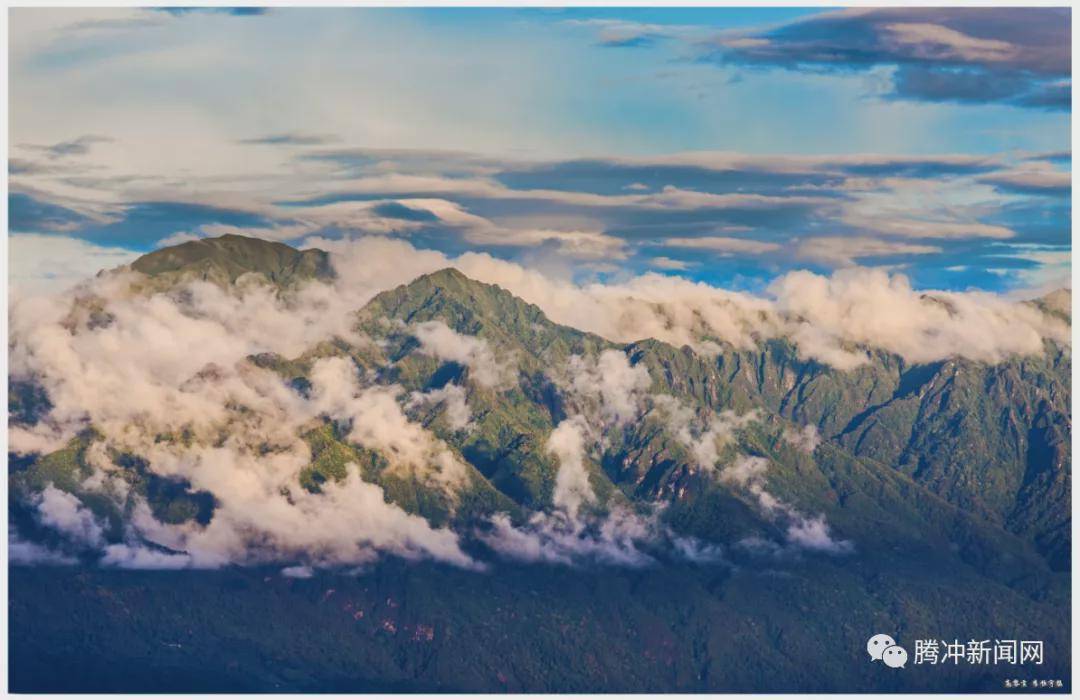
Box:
8, 7, 1071, 295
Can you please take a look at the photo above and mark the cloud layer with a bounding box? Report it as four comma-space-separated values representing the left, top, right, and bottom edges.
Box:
8, 10, 1069, 297
11, 143, 1067, 297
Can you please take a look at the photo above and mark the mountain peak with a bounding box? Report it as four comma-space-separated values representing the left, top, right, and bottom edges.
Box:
130, 234, 334, 287
358, 265, 612, 364
413, 267, 473, 288
363, 266, 545, 329
1029, 287, 1071, 322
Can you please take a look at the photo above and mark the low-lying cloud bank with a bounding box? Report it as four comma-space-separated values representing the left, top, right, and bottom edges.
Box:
309, 236, 1068, 370
7, 235, 1067, 571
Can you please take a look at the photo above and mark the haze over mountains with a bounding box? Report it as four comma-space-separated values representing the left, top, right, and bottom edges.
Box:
8, 234, 1072, 691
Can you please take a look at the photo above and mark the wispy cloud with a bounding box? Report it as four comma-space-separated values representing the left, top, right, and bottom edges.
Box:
796, 236, 941, 267
649, 256, 694, 271
979, 164, 1071, 196
20, 134, 113, 159
238, 132, 339, 146
664, 236, 780, 256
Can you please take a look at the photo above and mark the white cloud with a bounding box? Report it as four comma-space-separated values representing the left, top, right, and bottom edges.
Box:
480, 509, 656, 568
156, 231, 204, 248
999, 246, 1072, 298
477, 408, 664, 568
656, 396, 759, 472
649, 256, 694, 271
408, 384, 473, 432
786, 515, 854, 555
564, 350, 652, 427
881, 22, 1016, 63
465, 226, 629, 261
309, 357, 470, 489
783, 424, 822, 453
664, 236, 780, 255
770, 268, 1068, 369
35, 484, 104, 547
281, 564, 315, 578
548, 416, 596, 521
8, 263, 482, 569
412, 321, 514, 390
979, 163, 1070, 192
8, 536, 78, 565
720, 454, 770, 487
101, 543, 192, 569
10, 233, 140, 297
843, 216, 1014, 240
796, 236, 941, 266
718, 454, 853, 555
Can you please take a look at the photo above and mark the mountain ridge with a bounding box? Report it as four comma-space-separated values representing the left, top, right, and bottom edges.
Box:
24, 236, 1068, 568
125, 234, 1071, 330
129, 233, 334, 287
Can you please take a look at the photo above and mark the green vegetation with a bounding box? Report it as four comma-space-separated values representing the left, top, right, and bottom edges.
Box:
130, 234, 334, 289
10, 433, 215, 540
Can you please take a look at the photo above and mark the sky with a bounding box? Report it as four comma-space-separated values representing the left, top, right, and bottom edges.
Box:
8, 6, 1072, 296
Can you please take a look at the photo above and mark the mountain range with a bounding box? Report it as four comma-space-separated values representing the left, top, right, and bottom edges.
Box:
8, 234, 1072, 692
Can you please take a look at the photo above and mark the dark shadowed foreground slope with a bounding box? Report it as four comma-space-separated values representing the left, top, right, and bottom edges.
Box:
8, 560, 1070, 693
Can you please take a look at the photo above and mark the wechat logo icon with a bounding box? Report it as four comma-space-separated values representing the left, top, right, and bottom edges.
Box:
868, 633, 908, 669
